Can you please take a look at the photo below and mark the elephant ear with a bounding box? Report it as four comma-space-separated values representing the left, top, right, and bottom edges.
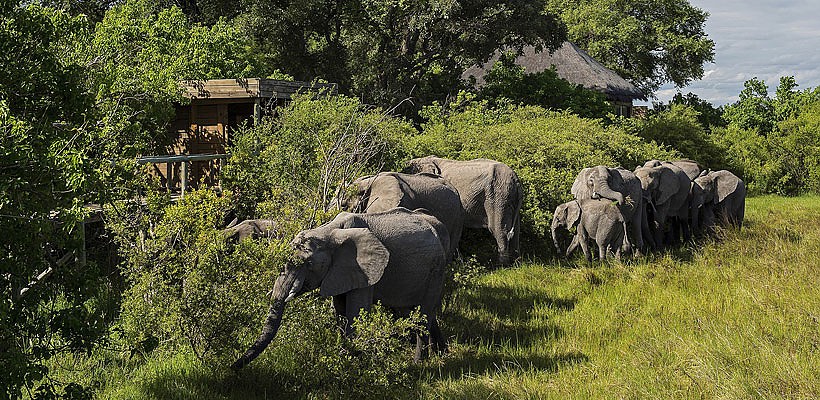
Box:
716, 173, 739, 203
320, 228, 390, 297
367, 175, 405, 211
655, 168, 678, 205
571, 168, 590, 198
420, 161, 441, 175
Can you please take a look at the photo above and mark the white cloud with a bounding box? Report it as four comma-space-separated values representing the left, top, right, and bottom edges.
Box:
638, 0, 820, 106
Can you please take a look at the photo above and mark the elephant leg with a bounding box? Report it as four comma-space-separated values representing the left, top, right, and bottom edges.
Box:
344, 287, 374, 337
597, 240, 606, 261
429, 316, 447, 355
681, 217, 692, 242
628, 218, 642, 256
488, 203, 516, 266
333, 295, 348, 334
566, 235, 580, 257
414, 331, 430, 362
578, 230, 592, 261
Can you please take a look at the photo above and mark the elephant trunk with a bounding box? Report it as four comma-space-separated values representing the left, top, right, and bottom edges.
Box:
551, 224, 562, 254
231, 265, 301, 370
592, 176, 624, 204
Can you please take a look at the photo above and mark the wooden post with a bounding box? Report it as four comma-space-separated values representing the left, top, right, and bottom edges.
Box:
166, 162, 173, 192
218, 157, 226, 191
253, 98, 262, 126
77, 221, 87, 266
181, 160, 188, 197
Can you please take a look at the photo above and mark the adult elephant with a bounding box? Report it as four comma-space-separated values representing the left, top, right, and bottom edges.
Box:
403, 156, 522, 266
634, 163, 692, 246
334, 172, 464, 261
571, 166, 647, 253
231, 208, 449, 370
643, 159, 705, 181
691, 170, 746, 233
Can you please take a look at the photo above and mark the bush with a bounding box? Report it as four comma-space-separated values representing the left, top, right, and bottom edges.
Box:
478, 52, 612, 119
223, 93, 415, 224
107, 190, 287, 365
627, 104, 725, 169
408, 97, 675, 256
711, 101, 820, 196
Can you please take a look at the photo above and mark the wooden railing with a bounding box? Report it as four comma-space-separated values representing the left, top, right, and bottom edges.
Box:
137, 153, 229, 197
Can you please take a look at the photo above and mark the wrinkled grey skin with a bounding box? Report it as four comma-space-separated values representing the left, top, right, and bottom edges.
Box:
403, 156, 522, 266
333, 172, 464, 262
222, 219, 278, 243
231, 208, 449, 370
643, 159, 704, 181
551, 199, 631, 261
643, 159, 705, 239
691, 170, 746, 234
571, 166, 646, 253
634, 163, 692, 247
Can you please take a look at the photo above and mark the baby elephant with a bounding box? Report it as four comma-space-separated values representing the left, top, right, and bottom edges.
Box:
551, 199, 631, 261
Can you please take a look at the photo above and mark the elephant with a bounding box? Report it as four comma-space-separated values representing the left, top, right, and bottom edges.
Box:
691, 170, 746, 233
333, 172, 464, 262
231, 207, 449, 370
222, 219, 278, 243
551, 199, 631, 261
571, 166, 647, 253
643, 159, 705, 181
634, 162, 693, 246
403, 156, 522, 266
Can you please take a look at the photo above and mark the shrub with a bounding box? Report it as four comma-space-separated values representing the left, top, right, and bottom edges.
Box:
108, 190, 287, 365
408, 98, 675, 256
626, 104, 725, 169
711, 101, 820, 196
223, 93, 415, 224
478, 52, 612, 119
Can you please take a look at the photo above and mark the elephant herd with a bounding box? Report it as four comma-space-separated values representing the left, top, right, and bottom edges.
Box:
230, 156, 746, 369
552, 160, 746, 261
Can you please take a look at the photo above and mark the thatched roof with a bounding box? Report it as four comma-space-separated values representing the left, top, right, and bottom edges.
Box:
462, 42, 646, 102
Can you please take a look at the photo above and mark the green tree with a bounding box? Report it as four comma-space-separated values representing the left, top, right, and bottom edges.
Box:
479, 52, 612, 119
653, 92, 725, 131
629, 104, 724, 168
545, 0, 715, 95
1, 2, 105, 397
722, 77, 774, 134
232, 0, 567, 111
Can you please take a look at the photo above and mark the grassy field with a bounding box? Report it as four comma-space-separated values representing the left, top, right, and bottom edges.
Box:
97, 196, 819, 399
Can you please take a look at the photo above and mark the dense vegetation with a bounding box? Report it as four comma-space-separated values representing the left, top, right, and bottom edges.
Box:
2, 0, 820, 398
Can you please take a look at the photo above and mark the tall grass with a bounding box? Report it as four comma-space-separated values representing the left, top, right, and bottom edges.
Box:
91, 196, 820, 399
425, 195, 820, 399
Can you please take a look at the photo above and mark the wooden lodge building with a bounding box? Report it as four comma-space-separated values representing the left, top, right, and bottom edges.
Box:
145, 78, 336, 193
461, 42, 647, 117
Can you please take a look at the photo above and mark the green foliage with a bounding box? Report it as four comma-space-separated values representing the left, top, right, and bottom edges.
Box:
716, 77, 820, 195
232, 0, 566, 110
722, 77, 776, 134
223, 93, 414, 222
653, 92, 726, 130
77, 0, 268, 167
0, 2, 109, 397
546, 0, 715, 94
107, 190, 284, 364
424, 196, 820, 398
626, 104, 724, 168
478, 52, 612, 119
411, 97, 675, 255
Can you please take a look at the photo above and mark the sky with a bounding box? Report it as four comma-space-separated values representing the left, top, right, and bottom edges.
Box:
638, 0, 820, 106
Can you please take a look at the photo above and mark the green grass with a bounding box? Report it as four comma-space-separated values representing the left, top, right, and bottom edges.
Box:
92, 196, 820, 399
